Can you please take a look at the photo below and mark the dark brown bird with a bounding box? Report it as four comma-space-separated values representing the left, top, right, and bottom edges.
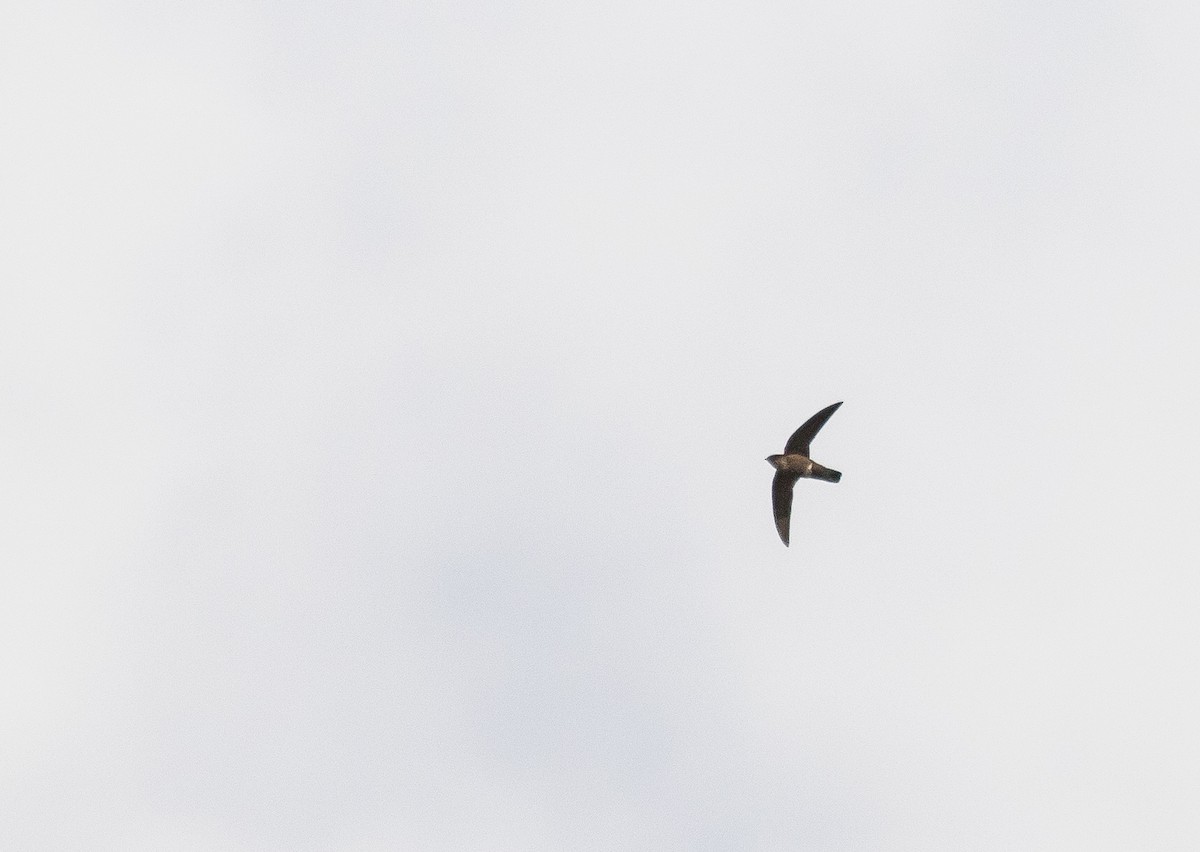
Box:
766, 402, 843, 546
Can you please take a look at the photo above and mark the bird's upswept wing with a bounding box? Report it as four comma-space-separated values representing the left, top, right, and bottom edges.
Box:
783, 401, 843, 457
771, 471, 799, 546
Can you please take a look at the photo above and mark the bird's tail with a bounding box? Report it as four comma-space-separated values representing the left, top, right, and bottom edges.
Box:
813, 464, 841, 483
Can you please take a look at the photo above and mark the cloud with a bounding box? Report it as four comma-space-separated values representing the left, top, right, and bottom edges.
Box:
4, 1, 1200, 848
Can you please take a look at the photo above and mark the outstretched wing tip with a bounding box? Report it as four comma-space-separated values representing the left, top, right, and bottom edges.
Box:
771, 471, 796, 547
783, 401, 843, 456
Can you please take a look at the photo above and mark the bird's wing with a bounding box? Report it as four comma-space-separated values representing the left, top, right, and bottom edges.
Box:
783, 401, 843, 456
772, 471, 799, 546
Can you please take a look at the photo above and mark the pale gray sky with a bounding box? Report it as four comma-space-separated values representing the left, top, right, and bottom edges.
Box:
4, 1, 1200, 848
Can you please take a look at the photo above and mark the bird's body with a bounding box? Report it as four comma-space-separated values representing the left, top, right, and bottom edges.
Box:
765, 453, 840, 480
766, 402, 843, 546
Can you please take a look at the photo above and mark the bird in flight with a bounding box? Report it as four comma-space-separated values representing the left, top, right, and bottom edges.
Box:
765, 402, 843, 546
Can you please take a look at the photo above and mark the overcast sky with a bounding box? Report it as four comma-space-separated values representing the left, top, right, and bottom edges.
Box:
5, 1, 1200, 849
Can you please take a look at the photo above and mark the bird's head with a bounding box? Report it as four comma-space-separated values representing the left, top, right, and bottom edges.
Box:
765, 454, 784, 469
